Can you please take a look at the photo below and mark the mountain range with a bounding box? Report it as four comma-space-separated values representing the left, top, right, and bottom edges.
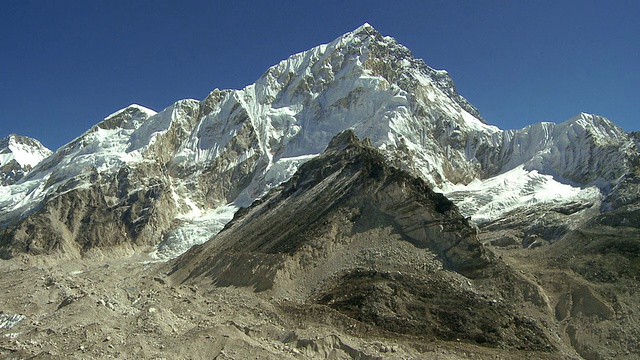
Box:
0, 24, 639, 359
2, 23, 637, 259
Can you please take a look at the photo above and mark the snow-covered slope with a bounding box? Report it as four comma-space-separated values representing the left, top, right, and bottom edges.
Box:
0, 24, 637, 259
444, 166, 602, 223
445, 112, 636, 221
474, 113, 633, 185
0, 134, 52, 186
0, 105, 158, 225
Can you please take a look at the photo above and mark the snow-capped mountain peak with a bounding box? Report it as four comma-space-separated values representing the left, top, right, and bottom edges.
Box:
353, 22, 375, 33
0, 134, 52, 186
96, 104, 158, 131
0, 24, 637, 259
567, 112, 628, 144
0, 134, 52, 169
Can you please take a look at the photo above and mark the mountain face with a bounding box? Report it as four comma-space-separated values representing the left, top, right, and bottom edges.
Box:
0, 134, 51, 186
169, 130, 491, 284
0, 23, 637, 260
0, 24, 639, 359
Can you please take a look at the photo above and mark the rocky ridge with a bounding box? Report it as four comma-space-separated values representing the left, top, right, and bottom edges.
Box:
169, 130, 491, 285
167, 131, 565, 354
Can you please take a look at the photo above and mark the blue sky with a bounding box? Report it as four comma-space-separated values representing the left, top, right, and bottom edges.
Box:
1, 0, 638, 150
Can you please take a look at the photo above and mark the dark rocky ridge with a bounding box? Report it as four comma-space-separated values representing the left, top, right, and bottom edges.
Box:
170, 130, 491, 283
167, 131, 559, 351
0, 158, 28, 186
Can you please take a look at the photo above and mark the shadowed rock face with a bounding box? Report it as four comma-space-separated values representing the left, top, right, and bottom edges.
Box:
170, 130, 491, 285
316, 269, 550, 349
0, 163, 176, 259
0, 159, 28, 186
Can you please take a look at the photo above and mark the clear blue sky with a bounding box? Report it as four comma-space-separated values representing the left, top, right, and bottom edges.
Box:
1, 0, 638, 150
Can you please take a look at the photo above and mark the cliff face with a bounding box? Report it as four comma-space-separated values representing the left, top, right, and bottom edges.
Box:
0, 162, 176, 259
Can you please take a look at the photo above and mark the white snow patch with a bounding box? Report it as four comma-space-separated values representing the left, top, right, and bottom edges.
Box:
104, 104, 157, 120
233, 154, 318, 208
0, 314, 25, 331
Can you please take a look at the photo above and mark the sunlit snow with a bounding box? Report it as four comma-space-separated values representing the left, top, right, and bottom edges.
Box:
443, 165, 601, 223
0, 135, 52, 170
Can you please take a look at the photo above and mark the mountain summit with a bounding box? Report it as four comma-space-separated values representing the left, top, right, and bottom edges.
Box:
0, 134, 51, 186
0, 24, 637, 259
